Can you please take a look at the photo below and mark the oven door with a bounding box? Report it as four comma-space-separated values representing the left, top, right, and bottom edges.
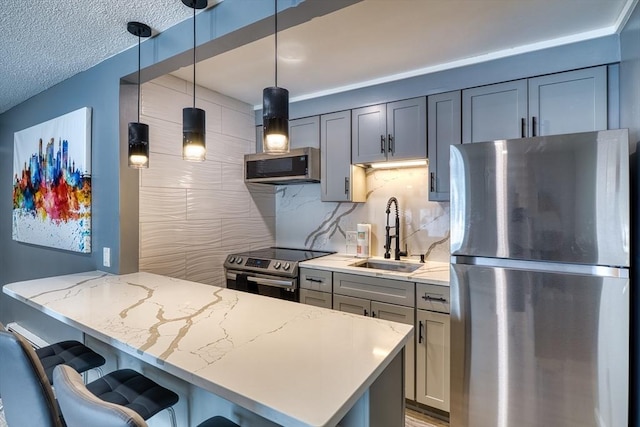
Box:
225, 270, 299, 302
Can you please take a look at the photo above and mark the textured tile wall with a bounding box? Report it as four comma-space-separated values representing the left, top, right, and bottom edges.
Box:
138, 75, 275, 286
276, 166, 450, 262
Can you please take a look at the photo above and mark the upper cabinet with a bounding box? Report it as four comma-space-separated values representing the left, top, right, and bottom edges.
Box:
321, 111, 366, 202
352, 97, 427, 164
255, 116, 320, 153
462, 66, 608, 143
289, 116, 320, 149
427, 91, 461, 202
528, 66, 607, 136
462, 79, 528, 143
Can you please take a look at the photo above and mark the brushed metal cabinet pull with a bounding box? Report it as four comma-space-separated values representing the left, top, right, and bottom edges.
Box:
380, 135, 386, 153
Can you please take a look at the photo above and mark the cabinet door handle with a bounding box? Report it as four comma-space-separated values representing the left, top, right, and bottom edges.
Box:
307, 277, 323, 283
521, 117, 526, 138
422, 295, 447, 302
418, 320, 424, 344
380, 135, 386, 153
388, 134, 394, 155
364, 309, 369, 316
532, 116, 537, 137
430, 172, 436, 192
344, 177, 349, 195
371, 310, 376, 318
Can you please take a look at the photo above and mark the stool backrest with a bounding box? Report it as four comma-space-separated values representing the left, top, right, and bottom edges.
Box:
0, 328, 63, 427
53, 364, 148, 427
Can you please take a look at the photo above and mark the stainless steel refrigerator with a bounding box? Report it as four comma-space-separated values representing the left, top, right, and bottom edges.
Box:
450, 129, 630, 427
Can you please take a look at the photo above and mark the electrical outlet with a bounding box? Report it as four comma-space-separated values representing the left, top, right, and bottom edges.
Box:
103, 247, 111, 268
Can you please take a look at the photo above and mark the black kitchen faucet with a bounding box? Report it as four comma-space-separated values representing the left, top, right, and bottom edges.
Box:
384, 197, 407, 261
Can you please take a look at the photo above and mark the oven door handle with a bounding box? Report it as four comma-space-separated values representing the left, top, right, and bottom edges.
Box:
226, 272, 296, 289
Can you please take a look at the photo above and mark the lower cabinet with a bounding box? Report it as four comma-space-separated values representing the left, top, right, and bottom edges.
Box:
333, 293, 415, 401
299, 268, 333, 309
416, 309, 450, 412
300, 288, 332, 308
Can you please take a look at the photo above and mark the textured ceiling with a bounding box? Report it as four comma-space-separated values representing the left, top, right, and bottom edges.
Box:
0, 0, 637, 115
0, 0, 201, 114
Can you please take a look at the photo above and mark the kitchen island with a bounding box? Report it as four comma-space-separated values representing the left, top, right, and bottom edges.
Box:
3, 271, 411, 427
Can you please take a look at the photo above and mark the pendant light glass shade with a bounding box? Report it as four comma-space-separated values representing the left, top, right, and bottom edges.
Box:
127, 21, 151, 168
128, 122, 149, 168
263, 0, 290, 154
182, 0, 207, 161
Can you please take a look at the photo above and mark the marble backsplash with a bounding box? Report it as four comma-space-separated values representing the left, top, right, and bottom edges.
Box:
275, 166, 450, 262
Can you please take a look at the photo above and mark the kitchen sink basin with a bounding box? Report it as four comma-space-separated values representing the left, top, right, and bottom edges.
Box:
349, 260, 422, 273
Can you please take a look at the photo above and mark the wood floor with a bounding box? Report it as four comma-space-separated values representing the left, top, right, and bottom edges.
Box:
406, 408, 449, 427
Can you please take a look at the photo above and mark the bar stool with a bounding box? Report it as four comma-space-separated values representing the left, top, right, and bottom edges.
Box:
0, 322, 105, 384
0, 328, 179, 427
54, 365, 240, 427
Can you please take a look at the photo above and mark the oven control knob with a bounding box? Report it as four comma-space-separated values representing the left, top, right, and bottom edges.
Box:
283, 263, 291, 271
228, 256, 236, 264
235, 257, 243, 264
274, 262, 281, 270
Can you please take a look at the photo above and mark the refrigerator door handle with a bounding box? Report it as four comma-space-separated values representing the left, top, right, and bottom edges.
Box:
451, 255, 629, 278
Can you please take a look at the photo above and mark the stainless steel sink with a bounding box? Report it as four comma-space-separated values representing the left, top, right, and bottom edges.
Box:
349, 260, 422, 273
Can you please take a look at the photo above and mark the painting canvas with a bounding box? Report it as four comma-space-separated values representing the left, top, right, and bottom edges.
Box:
12, 107, 92, 253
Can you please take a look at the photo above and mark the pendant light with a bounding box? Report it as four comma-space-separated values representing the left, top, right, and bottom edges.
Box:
182, 0, 207, 161
263, 0, 289, 154
127, 22, 152, 168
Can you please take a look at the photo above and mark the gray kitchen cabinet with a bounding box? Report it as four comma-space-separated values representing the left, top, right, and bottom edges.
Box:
289, 116, 320, 149
528, 66, 607, 136
352, 97, 427, 165
300, 268, 332, 308
254, 115, 320, 153
427, 91, 461, 202
320, 111, 366, 202
463, 66, 608, 143
300, 289, 332, 309
416, 309, 450, 412
332, 293, 416, 401
462, 79, 528, 143
415, 282, 450, 412
332, 273, 416, 400
333, 273, 415, 308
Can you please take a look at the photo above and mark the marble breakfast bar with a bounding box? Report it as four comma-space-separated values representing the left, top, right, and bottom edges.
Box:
3, 271, 412, 427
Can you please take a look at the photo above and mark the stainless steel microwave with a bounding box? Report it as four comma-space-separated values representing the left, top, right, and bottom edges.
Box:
244, 147, 320, 185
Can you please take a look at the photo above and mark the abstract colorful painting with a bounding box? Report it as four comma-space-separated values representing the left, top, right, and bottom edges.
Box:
12, 107, 92, 253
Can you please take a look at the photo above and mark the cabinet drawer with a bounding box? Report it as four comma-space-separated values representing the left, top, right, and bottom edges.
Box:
300, 268, 333, 292
334, 273, 414, 307
416, 283, 450, 313
300, 289, 332, 309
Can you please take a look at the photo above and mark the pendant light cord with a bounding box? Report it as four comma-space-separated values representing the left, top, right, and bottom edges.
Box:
274, 0, 278, 88
137, 33, 141, 122
193, 3, 196, 109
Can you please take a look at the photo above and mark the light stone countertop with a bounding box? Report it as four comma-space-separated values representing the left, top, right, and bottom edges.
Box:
3, 271, 412, 427
300, 254, 450, 287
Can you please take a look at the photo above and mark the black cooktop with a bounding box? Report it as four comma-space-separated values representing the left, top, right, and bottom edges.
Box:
234, 247, 334, 262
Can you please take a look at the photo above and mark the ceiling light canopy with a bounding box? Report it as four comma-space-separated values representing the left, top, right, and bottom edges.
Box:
127, 21, 152, 169
263, 0, 290, 154
182, 0, 207, 162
